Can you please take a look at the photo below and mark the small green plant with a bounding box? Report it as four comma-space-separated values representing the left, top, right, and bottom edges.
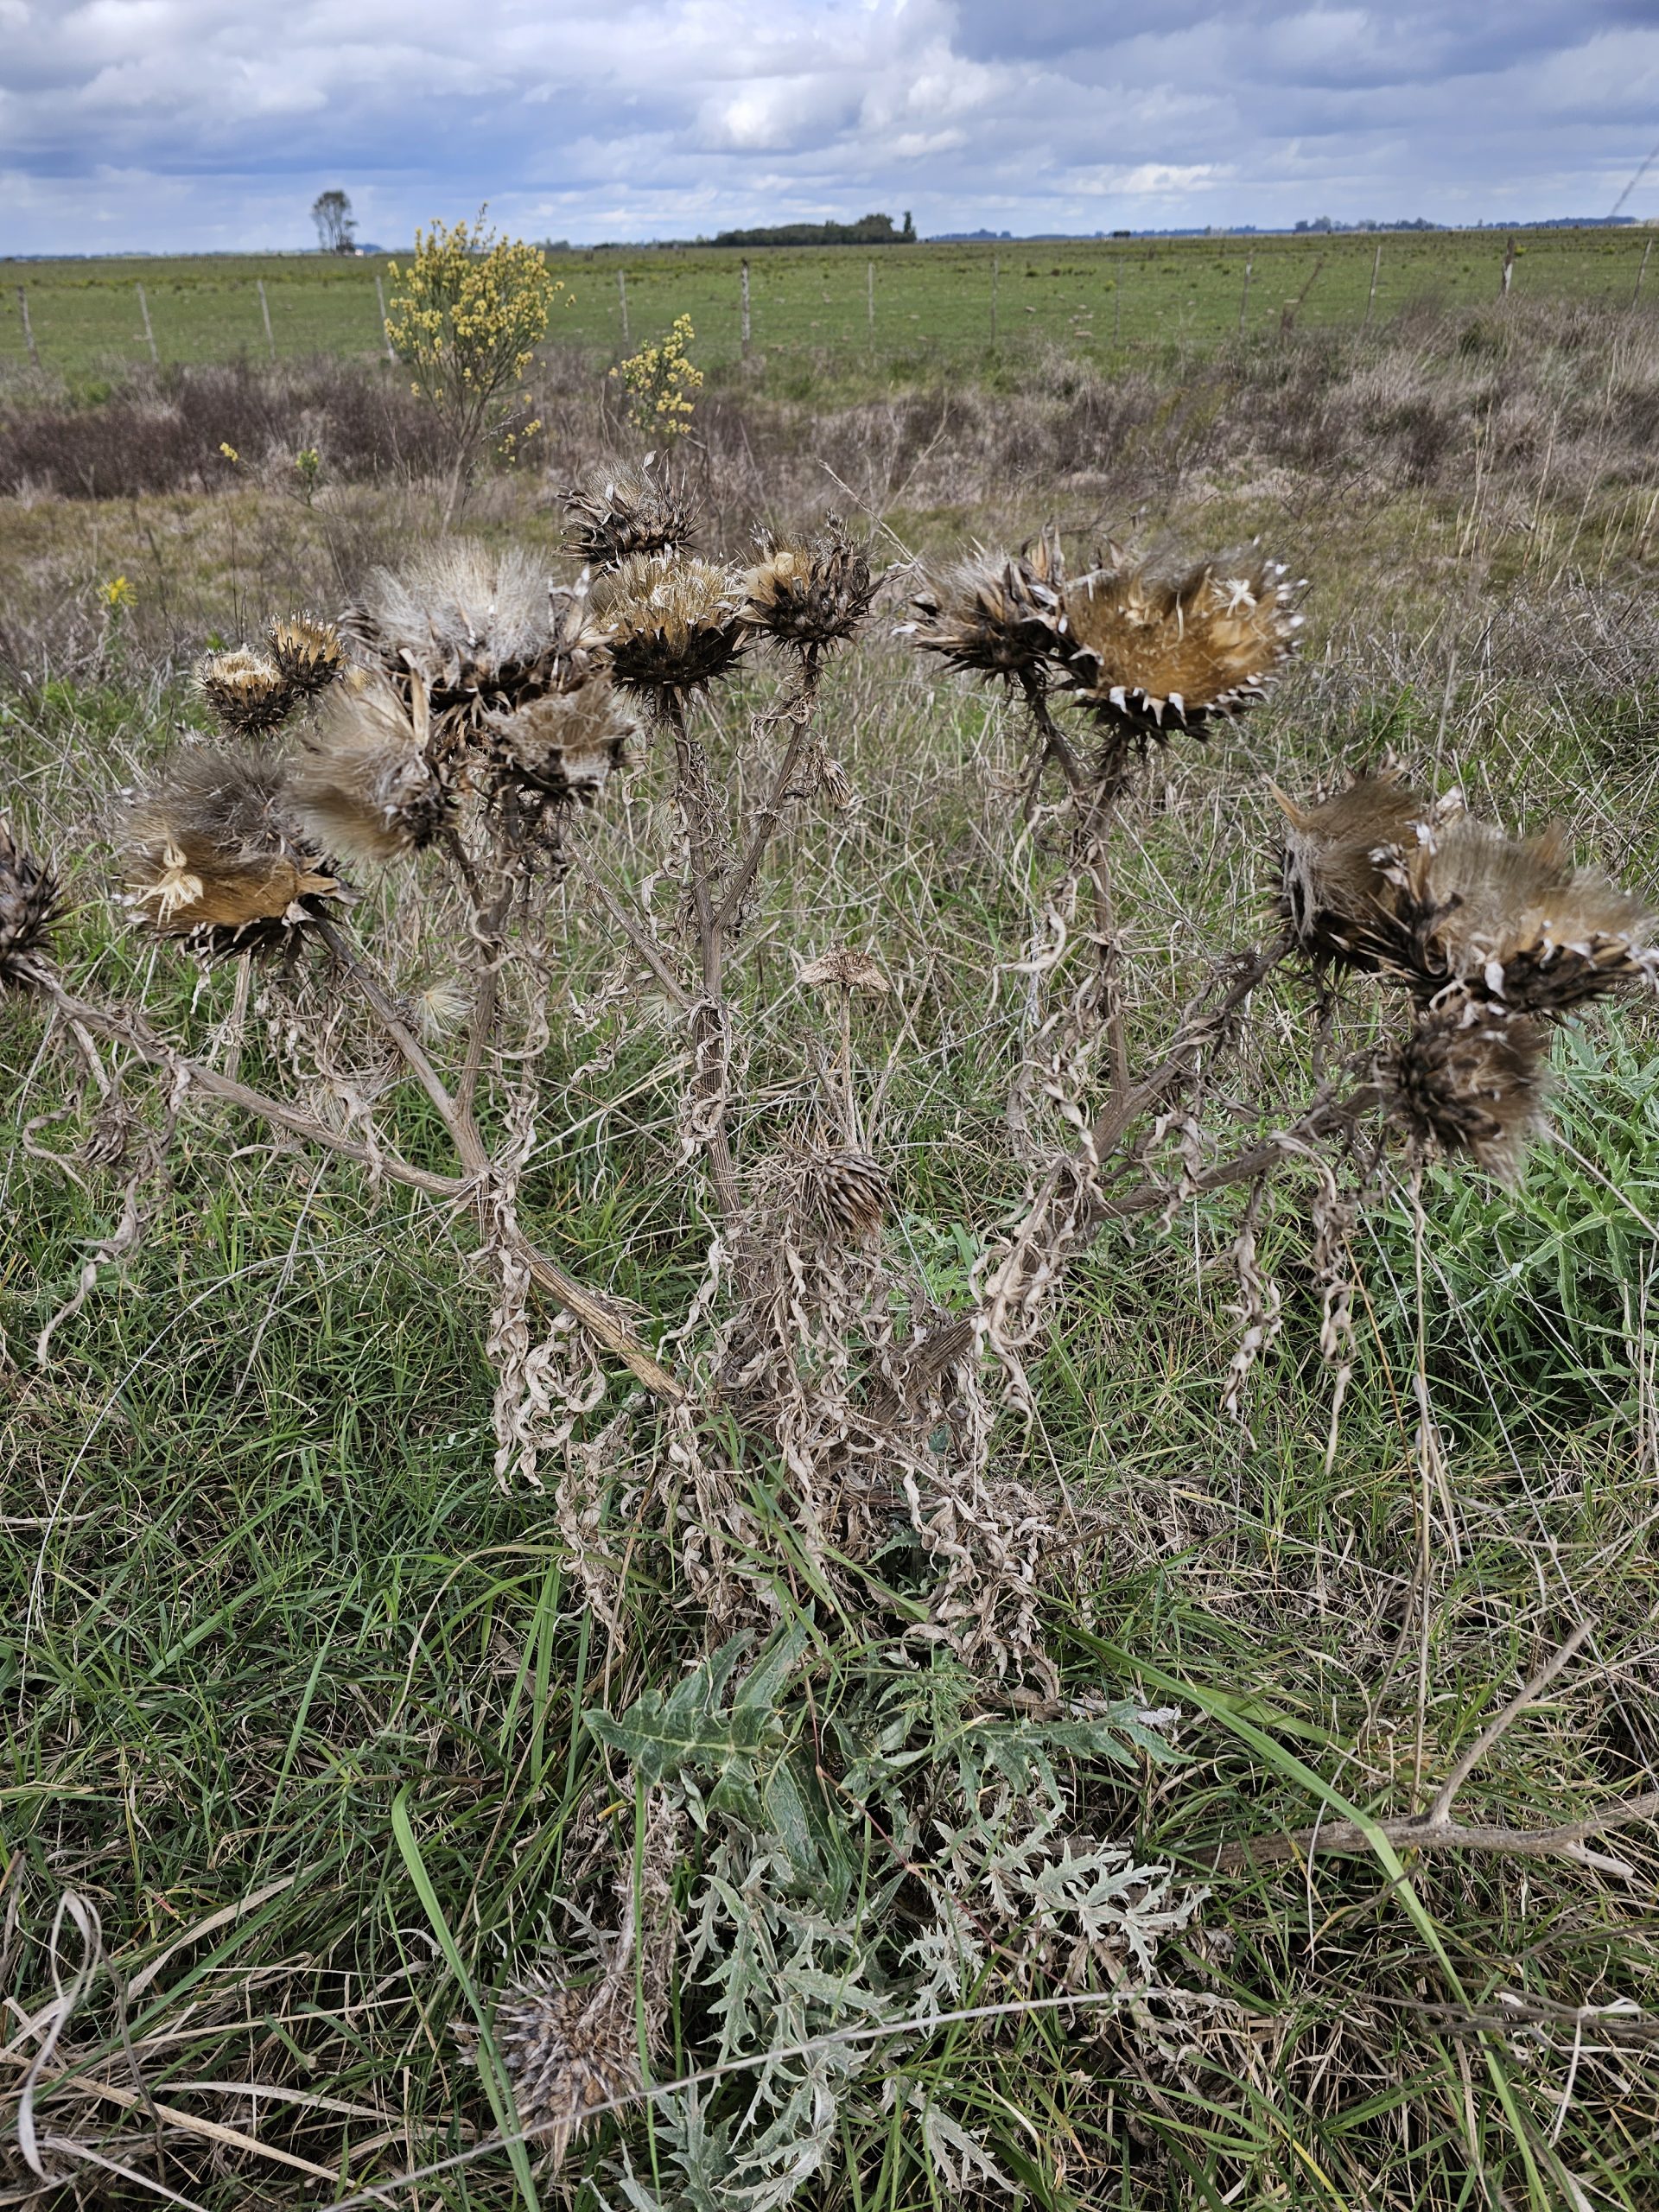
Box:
612, 313, 703, 438
292, 445, 321, 503
385, 210, 569, 518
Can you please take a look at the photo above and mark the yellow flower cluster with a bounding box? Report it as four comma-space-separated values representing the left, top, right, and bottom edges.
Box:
384, 213, 569, 454
100, 575, 135, 610
611, 314, 703, 438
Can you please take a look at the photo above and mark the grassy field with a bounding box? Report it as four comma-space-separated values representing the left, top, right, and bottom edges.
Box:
3, 296, 1659, 2209
4, 226, 1658, 385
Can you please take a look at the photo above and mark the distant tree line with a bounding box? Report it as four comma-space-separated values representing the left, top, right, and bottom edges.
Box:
708, 212, 916, 248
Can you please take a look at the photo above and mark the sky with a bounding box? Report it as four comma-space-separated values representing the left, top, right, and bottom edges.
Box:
3, 0, 1659, 254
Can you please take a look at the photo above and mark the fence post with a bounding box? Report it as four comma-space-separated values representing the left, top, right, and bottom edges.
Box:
990, 253, 998, 344
373, 274, 395, 362
618, 268, 629, 346
1363, 239, 1382, 331
257, 279, 276, 360
741, 257, 751, 357
1236, 252, 1253, 334
16, 284, 39, 368
1634, 238, 1652, 308
1501, 234, 1515, 297
1114, 257, 1122, 344
867, 258, 874, 335
137, 283, 158, 365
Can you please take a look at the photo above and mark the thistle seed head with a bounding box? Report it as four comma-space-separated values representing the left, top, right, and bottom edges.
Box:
291, 676, 453, 866
563, 455, 699, 569
265, 612, 345, 697
1399, 817, 1655, 1014
1275, 774, 1433, 972
0, 823, 59, 988
194, 646, 299, 737
902, 531, 1068, 683
1058, 550, 1301, 739
1385, 1001, 1548, 1181
485, 680, 638, 802
346, 543, 608, 729
126, 749, 341, 959
594, 552, 747, 697
742, 519, 875, 651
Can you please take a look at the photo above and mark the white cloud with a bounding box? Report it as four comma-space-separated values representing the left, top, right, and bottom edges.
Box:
0, 0, 1654, 250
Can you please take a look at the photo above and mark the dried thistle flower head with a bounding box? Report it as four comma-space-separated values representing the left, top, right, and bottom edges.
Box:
1275, 774, 1432, 971
0, 823, 58, 988
194, 646, 298, 737
779, 1142, 890, 1245
1386, 1001, 1548, 1181
902, 531, 1067, 683
347, 543, 607, 727
742, 519, 875, 652
485, 680, 638, 802
563, 454, 698, 569
483, 1967, 641, 2171
1401, 817, 1655, 1014
265, 612, 345, 697
798, 946, 890, 993
594, 551, 746, 697
127, 749, 341, 958
1059, 550, 1301, 737
291, 676, 452, 866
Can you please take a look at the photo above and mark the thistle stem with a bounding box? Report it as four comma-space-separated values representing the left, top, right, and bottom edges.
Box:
664, 690, 742, 1222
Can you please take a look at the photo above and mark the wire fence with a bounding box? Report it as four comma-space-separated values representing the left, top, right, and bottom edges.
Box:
3, 230, 1656, 381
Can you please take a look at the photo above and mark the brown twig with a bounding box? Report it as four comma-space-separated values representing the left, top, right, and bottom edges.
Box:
1216, 1620, 1658, 1877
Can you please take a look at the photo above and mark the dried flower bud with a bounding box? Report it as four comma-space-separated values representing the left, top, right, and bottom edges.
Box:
127, 749, 341, 959
742, 520, 875, 651
902, 531, 1067, 682
194, 646, 299, 737
1386, 1001, 1548, 1181
292, 676, 453, 866
563, 455, 698, 569
0, 823, 58, 987
594, 552, 746, 698
1058, 549, 1301, 740
265, 613, 345, 697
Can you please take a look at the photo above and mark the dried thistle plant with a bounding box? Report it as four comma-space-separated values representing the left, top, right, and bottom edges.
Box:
564, 454, 699, 569
743, 520, 876, 653
124, 749, 343, 958
594, 550, 747, 700
0, 823, 59, 988
194, 645, 297, 737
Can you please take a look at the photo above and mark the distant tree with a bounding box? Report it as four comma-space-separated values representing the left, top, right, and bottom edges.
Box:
312, 191, 358, 255
901, 210, 915, 240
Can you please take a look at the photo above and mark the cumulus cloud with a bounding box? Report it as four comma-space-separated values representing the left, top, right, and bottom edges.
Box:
1, 0, 1655, 251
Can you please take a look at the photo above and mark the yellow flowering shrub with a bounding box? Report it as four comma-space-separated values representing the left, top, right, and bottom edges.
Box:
385, 213, 569, 502
611, 315, 702, 438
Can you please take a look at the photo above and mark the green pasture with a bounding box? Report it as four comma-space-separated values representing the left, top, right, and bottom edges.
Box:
3, 226, 1656, 384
